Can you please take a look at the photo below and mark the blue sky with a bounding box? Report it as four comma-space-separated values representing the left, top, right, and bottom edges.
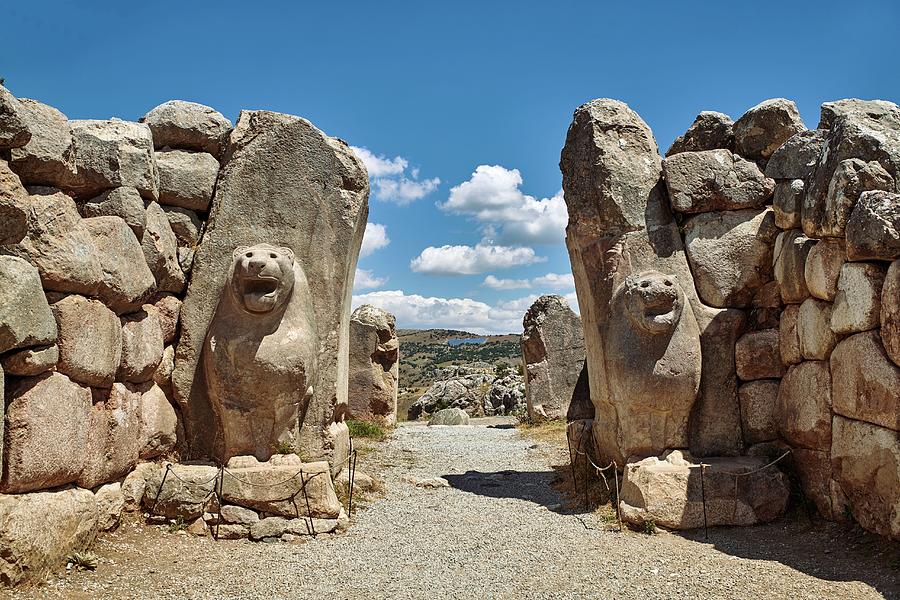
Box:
3, 1, 899, 333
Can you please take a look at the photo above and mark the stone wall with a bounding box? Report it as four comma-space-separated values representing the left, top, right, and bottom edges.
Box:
561, 96, 899, 539
0, 85, 368, 583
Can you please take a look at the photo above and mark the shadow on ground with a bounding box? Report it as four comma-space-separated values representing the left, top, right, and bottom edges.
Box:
444, 468, 900, 598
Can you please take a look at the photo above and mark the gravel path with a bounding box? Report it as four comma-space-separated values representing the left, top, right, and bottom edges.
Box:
8, 418, 898, 600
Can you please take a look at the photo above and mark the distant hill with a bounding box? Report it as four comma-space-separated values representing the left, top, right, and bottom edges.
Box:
396, 328, 523, 420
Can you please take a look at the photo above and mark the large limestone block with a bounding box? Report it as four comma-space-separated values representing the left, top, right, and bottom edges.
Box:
831, 416, 900, 540
8, 98, 77, 187
173, 111, 368, 468
663, 150, 774, 213
149, 293, 182, 344
0, 488, 98, 586
830, 331, 900, 430
735, 329, 784, 380
804, 99, 900, 239
792, 448, 846, 521
347, 304, 399, 424
798, 298, 839, 360
804, 238, 846, 301
561, 99, 742, 461
119, 309, 164, 383
156, 149, 219, 211
69, 119, 159, 199
0, 256, 57, 353
846, 190, 900, 261
83, 216, 157, 313
78, 383, 144, 489
764, 129, 827, 181
773, 230, 815, 304
81, 187, 147, 239
0, 159, 29, 245
0, 84, 31, 148
6, 190, 103, 294
141, 201, 186, 293
1, 344, 58, 376
831, 262, 886, 335
137, 383, 177, 459
52, 295, 122, 387
779, 304, 802, 365
428, 407, 470, 426
776, 361, 832, 450
521, 295, 585, 420
141, 100, 232, 156
162, 205, 203, 247
665, 111, 733, 156
220, 457, 341, 519
618, 451, 789, 530
738, 380, 779, 444
733, 98, 806, 162
820, 158, 893, 238
683, 208, 777, 308
772, 179, 804, 229
883, 260, 900, 366
141, 463, 219, 519
248, 516, 339, 540
0, 372, 91, 493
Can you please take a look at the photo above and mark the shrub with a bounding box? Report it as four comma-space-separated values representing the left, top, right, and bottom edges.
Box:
347, 419, 386, 440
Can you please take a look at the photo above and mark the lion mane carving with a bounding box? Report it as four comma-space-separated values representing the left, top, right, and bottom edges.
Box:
202, 243, 318, 461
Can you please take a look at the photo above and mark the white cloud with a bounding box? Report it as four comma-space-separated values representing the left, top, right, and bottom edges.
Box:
532, 272, 575, 290
410, 242, 545, 276
354, 268, 388, 290
483, 275, 532, 290
351, 146, 440, 205
440, 165, 568, 244
360, 223, 390, 258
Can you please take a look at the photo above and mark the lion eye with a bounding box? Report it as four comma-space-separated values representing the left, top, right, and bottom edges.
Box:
640, 281, 650, 288
270, 253, 277, 259
245, 252, 253, 258
664, 280, 673, 286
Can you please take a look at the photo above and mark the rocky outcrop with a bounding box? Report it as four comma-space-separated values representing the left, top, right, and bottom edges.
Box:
408, 367, 494, 420
484, 372, 525, 416
521, 295, 585, 420
347, 305, 399, 424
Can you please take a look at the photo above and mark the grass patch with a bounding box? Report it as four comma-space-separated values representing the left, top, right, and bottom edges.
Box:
167, 517, 187, 533
516, 418, 568, 447
643, 520, 657, 535
347, 419, 388, 440
66, 551, 99, 572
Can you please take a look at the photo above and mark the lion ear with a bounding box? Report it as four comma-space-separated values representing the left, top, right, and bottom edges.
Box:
233, 246, 250, 259
280, 247, 295, 262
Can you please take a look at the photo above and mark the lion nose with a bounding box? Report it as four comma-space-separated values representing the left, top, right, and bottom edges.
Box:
247, 256, 269, 273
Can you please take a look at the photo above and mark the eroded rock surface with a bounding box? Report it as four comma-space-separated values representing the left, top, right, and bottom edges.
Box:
347, 304, 399, 424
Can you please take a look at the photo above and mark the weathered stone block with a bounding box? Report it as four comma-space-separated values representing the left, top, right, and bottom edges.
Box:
773, 230, 815, 304
733, 98, 805, 161
665, 111, 734, 156
735, 329, 784, 380
764, 129, 826, 181
69, 119, 159, 199
772, 179, 804, 229
804, 238, 846, 301
831, 262, 886, 335
846, 190, 900, 261
156, 149, 219, 211
0, 159, 29, 245
663, 150, 774, 213
0, 255, 57, 353
798, 298, 839, 360
820, 158, 893, 238
776, 361, 832, 451
52, 295, 122, 388
0, 84, 31, 149
119, 309, 164, 383
738, 380, 779, 444
8, 98, 77, 187
81, 187, 147, 239
141, 201, 185, 293
83, 215, 157, 314
779, 304, 802, 365
1, 344, 58, 376
882, 260, 900, 367
830, 331, 899, 431
141, 100, 232, 156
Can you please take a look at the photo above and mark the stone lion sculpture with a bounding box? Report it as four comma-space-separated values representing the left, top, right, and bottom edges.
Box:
602, 270, 702, 461
202, 243, 318, 461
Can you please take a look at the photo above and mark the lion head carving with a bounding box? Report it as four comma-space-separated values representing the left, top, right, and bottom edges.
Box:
622, 270, 684, 334
229, 243, 296, 314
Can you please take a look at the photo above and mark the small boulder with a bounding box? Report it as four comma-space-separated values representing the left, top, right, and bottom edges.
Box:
779, 304, 802, 365
156, 149, 219, 212
830, 331, 899, 430
7, 191, 103, 294
0, 255, 57, 353
8, 98, 77, 187
137, 382, 177, 459
95, 482, 125, 532
161, 205, 202, 247
141, 201, 185, 293
663, 149, 774, 213
665, 111, 734, 156
83, 215, 157, 313
798, 298, 839, 360
820, 158, 893, 238
52, 295, 122, 388
683, 208, 777, 308
142, 463, 219, 519
764, 129, 827, 180
80, 187, 147, 239
773, 230, 815, 304
804, 238, 846, 301
733, 98, 806, 161
428, 407, 470, 426
776, 361, 832, 451
219, 505, 260, 525
772, 179, 804, 229
220, 459, 341, 519
0, 84, 31, 148
831, 262, 886, 335
882, 260, 900, 366
735, 329, 784, 380
119, 309, 165, 383
69, 119, 159, 199
148, 294, 182, 344
1, 344, 58, 377
141, 100, 232, 156
845, 190, 900, 261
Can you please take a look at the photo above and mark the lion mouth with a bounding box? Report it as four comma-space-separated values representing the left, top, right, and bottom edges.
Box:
243, 277, 279, 297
